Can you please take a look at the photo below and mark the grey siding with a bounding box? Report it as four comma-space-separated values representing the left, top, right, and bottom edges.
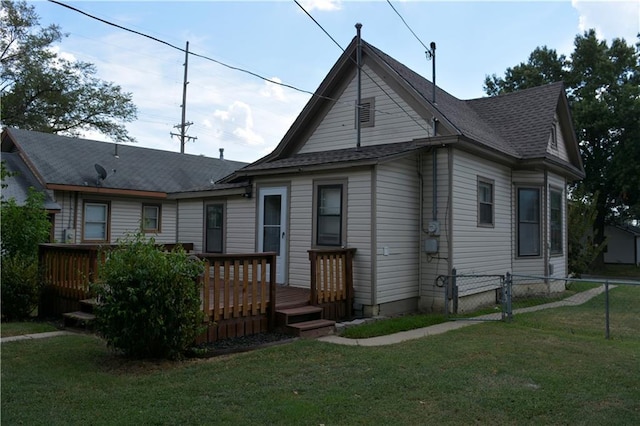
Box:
225, 195, 256, 254
419, 147, 451, 312
375, 156, 420, 304
298, 64, 432, 154
451, 149, 512, 275
547, 113, 570, 162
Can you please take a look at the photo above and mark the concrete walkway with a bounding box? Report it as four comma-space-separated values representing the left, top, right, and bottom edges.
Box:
1, 284, 610, 346
1, 330, 76, 344
317, 283, 610, 346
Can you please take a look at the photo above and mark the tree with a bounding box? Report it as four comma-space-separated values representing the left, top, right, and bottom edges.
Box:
484, 30, 640, 266
0, 0, 137, 143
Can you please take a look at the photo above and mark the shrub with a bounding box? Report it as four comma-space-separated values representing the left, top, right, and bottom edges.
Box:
1, 255, 41, 321
0, 188, 51, 259
94, 234, 205, 359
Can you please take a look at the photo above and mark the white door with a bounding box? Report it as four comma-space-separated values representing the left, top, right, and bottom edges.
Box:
257, 187, 287, 284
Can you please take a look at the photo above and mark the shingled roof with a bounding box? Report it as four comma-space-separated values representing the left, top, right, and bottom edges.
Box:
229, 38, 579, 180
1, 128, 247, 194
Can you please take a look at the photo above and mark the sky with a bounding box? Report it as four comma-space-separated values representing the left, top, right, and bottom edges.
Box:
24, 0, 640, 163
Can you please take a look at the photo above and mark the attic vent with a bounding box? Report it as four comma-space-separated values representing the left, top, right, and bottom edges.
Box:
550, 118, 558, 150
356, 97, 375, 128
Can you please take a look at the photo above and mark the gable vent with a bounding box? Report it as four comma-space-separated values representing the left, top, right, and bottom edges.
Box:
357, 97, 375, 128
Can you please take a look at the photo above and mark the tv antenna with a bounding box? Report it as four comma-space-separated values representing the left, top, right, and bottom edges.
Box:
95, 163, 115, 186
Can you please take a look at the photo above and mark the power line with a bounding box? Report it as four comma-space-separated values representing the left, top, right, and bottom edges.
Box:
294, 0, 432, 135
386, 0, 431, 53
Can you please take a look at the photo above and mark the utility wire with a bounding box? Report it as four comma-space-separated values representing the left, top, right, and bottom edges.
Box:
386, 0, 431, 53
294, 0, 432, 134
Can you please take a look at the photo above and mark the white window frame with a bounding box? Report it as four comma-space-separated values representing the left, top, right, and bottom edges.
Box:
142, 204, 161, 233
517, 187, 541, 257
313, 181, 347, 247
550, 188, 563, 256
83, 201, 110, 242
477, 177, 494, 227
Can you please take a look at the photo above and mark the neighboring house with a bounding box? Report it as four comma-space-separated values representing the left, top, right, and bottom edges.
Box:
1, 127, 247, 247
604, 224, 640, 266
181, 37, 584, 316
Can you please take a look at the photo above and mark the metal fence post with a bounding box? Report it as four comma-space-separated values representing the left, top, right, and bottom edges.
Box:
451, 268, 458, 315
444, 276, 449, 318
505, 272, 513, 321
605, 280, 610, 340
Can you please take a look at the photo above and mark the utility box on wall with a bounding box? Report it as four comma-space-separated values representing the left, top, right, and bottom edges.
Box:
63, 229, 76, 244
424, 238, 438, 254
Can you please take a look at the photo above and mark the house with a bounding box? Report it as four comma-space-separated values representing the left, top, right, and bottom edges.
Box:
1, 127, 247, 247
604, 224, 640, 266
177, 36, 584, 316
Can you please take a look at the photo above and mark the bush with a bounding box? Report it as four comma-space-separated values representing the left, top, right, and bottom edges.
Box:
94, 234, 205, 359
1, 255, 41, 321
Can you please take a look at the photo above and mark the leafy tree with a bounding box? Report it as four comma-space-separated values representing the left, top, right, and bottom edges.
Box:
485, 30, 640, 266
567, 191, 605, 276
94, 234, 205, 359
0, 0, 137, 142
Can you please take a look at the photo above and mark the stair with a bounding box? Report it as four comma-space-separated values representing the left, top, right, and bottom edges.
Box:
62, 298, 97, 330
276, 305, 335, 338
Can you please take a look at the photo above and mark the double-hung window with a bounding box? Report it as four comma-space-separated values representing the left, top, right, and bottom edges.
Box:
142, 204, 161, 233
316, 184, 343, 246
517, 188, 540, 256
83, 201, 109, 242
477, 178, 494, 227
550, 189, 563, 255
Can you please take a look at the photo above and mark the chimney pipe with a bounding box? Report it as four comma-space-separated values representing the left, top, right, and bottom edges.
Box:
219, 148, 224, 160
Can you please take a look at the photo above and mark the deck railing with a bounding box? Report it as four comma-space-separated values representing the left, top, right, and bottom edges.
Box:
308, 248, 357, 318
196, 253, 277, 330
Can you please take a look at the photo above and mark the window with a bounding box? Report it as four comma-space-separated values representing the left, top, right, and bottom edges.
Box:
550, 189, 563, 255
477, 178, 494, 227
550, 119, 558, 149
316, 185, 343, 246
518, 188, 540, 256
205, 203, 224, 253
356, 97, 375, 128
83, 202, 109, 242
142, 204, 161, 233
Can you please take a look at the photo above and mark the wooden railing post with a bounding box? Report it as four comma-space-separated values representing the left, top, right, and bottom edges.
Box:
268, 252, 277, 331
309, 250, 318, 305
345, 249, 354, 318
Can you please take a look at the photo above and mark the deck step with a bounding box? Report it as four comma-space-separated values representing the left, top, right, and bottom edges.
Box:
276, 305, 323, 325
62, 311, 96, 330
79, 298, 99, 314
285, 319, 336, 338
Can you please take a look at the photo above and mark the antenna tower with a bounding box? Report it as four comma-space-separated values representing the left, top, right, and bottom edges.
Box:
171, 41, 197, 153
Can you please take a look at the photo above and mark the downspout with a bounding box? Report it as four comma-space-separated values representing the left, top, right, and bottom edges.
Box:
430, 42, 438, 223
356, 23, 362, 151
544, 169, 549, 287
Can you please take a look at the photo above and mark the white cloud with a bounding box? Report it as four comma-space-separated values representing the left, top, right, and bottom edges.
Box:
211, 101, 264, 146
571, 0, 640, 42
298, 0, 342, 12
260, 77, 286, 101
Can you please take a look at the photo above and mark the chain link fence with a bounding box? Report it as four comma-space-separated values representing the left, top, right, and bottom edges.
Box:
439, 269, 640, 340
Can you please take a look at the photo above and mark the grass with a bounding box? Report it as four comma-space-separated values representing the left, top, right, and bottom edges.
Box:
1, 320, 58, 337
340, 314, 447, 338
590, 264, 640, 279
2, 286, 639, 425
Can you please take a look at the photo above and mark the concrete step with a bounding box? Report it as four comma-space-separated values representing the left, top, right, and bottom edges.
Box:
79, 298, 99, 314
285, 319, 335, 338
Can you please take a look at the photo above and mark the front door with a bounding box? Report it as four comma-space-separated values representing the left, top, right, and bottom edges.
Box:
258, 187, 287, 284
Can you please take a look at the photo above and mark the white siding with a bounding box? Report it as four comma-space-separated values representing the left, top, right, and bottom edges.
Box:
287, 178, 313, 287
298, 64, 432, 154
347, 171, 374, 306
451, 149, 512, 276
419, 147, 451, 311
225, 195, 256, 254
177, 200, 204, 252
375, 156, 420, 304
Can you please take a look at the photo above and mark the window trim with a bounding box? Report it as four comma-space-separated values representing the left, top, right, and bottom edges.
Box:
549, 187, 563, 256
312, 180, 347, 248
550, 118, 558, 150
204, 202, 225, 253
477, 177, 495, 227
82, 201, 110, 243
141, 203, 161, 233
356, 96, 375, 128
517, 187, 541, 257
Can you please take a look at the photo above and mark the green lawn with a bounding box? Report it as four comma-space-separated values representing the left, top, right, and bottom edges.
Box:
1, 320, 58, 337
2, 286, 639, 425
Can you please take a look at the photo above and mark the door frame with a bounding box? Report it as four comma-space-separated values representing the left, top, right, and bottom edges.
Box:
257, 186, 288, 284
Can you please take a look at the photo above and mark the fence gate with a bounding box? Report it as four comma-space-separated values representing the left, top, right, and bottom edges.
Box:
439, 269, 511, 321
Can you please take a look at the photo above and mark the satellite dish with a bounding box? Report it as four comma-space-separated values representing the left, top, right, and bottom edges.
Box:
95, 163, 108, 180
